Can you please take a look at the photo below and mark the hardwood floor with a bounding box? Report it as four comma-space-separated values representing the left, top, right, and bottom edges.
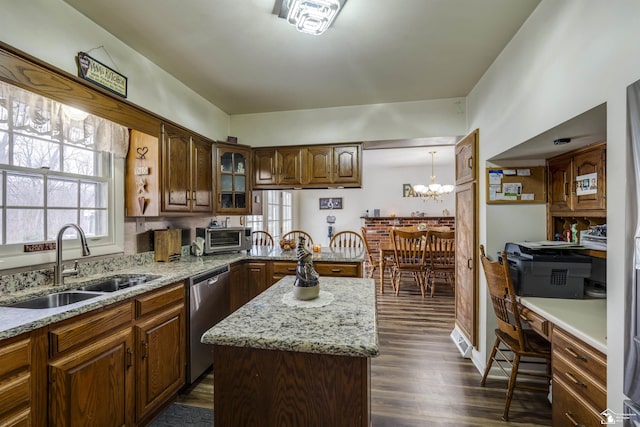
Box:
177, 276, 552, 426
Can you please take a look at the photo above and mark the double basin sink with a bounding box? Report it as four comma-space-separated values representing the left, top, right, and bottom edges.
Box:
4, 274, 161, 309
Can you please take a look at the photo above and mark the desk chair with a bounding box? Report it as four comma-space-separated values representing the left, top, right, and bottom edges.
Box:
479, 245, 551, 421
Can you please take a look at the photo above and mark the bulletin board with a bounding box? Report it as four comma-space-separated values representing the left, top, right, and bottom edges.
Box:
486, 166, 547, 204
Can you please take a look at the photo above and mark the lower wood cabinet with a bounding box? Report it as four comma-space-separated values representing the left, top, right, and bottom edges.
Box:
9, 281, 188, 427
551, 327, 607, 426
134, 282, 186, 423
48, 302, 135, 427
230, 260, 363, 314
0, 333, 41, 427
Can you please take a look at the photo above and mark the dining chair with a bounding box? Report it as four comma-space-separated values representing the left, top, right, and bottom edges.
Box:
330, 230, 364, 249
251, 230, 274, 248
424, 229, 455, 297
361, 227, 394, 293
479, 245, 551, 421
389, 228, 429, 297
281, 230, 314, 248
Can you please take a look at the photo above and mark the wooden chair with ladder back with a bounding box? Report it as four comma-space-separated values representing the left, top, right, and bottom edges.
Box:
424, 229, 455, 297
479, 245, 551, 421
389, 228, 429, 297
361, 227, 394, 293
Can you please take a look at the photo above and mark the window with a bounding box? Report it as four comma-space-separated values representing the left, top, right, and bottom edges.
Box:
246, 190, 292, 241
0, 81, 126, 268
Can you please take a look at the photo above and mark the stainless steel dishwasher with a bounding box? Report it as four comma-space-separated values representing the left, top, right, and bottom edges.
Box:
187, 265, 230, 384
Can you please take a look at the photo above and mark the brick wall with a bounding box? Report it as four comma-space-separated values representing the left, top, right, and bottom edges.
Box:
361, 216, 455, 255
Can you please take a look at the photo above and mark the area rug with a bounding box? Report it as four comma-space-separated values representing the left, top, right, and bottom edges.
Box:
150, 403, 213, 426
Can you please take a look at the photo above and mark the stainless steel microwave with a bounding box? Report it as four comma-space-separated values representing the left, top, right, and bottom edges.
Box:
195, 227, 252, 254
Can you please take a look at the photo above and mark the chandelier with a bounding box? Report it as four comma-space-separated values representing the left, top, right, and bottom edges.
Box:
412, 151, 454, 202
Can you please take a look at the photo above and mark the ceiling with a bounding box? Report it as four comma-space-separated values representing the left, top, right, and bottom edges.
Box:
61, 0, 541, 115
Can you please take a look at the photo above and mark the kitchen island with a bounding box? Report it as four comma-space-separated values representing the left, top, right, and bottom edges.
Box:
201, 274, 378, 427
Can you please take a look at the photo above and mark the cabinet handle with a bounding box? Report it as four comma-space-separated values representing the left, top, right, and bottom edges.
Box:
565, 347, 587, 361
192, 191, 196, 201
564, 411, 585, 427
564, 371, 586, 387
126, 348, 133, 368
468, 156, 473, 169
331, 268, 342, 273
287, 267, 296, 272
186, 191, 190, 201
467, 258, 473, 269
141, 340, 148, 359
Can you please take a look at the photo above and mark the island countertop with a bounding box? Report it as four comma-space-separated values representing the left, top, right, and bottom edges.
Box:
201, 275, 379, 358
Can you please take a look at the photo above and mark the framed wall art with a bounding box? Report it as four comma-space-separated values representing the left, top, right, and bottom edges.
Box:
319, 197, 343, 210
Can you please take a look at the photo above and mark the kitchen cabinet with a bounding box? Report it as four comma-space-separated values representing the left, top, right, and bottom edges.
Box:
454, 130, 479, 348
125, 130, 161, 217
229, 261, 269, 310
216, 143, 252, 214
253, 147, 304, 187
48, 303, 135, 427
134, 283, 185, 422
551, 327, 607, 426
0, 333, 42, 427
307, 144, 361, 187
270, 260, 362, 285
546, 142, 606, 242
43, 281, 185, 426
161, 123, 213, 214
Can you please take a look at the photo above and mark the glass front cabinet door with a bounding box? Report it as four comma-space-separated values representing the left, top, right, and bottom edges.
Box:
216, 144, 252, 214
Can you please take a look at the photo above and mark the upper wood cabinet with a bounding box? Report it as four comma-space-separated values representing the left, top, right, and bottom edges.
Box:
254, 147, 304, 187
547, 142, 606, 215
216, 143, 252, 214
307, 144, 361, 187
455, 131, 477, 185
254, 143, 362, 189
161, 124, 214, 214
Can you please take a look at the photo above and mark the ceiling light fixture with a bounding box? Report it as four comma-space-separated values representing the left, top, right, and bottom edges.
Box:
413, 151, 454, 202
277, 0, 346, 36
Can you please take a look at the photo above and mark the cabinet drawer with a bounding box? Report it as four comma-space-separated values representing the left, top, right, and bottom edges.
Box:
552, 328, 606, 385
49, 302, 133, 356
272, 262, 297, 275
0, 338, 30, 377
0, 371, 30, 418
136, 282, 184, 318
552, 375, 606, 426
315, 263, 360, 277
553, 352, 606, 411
0, 406, 30, 427
520, 307, 550, 340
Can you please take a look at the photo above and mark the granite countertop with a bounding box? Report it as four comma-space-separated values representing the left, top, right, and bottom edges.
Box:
0, 247, 365, 341
519, 296, 607, 354
201, 275, 379, 358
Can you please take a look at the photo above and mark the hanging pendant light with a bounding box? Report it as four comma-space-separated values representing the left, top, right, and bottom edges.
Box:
412, 151, 454, 202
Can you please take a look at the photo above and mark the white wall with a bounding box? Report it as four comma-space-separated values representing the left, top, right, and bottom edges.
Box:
467, 0, 640, 411
293, 146, 456, 245
230, 98, 466, 147
0, 0, 230, 141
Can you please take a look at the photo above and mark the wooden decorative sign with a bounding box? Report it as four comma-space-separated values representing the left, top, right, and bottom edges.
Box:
77, 52, 128, 98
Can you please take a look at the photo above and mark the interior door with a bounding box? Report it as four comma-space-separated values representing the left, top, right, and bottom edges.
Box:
454, 129, 479, 347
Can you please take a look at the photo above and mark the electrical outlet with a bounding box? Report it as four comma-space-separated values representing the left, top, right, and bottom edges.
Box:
136, 217, 145, 233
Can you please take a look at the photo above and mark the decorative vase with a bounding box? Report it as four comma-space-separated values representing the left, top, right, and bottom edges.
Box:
292, 235, 320, 300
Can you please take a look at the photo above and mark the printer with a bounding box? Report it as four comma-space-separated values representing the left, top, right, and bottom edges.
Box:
502, 242, 592, 299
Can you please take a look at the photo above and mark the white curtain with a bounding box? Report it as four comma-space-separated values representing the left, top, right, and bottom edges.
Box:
0, 80, 129, 158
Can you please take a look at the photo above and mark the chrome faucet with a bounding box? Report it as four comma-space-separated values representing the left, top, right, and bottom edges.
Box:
54, 224, 91, 285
